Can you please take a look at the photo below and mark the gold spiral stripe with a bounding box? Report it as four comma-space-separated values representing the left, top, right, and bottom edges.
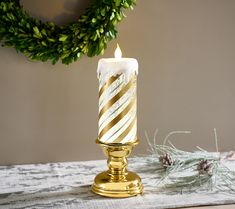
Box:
99, 75, 120, 97
112, 117, 136, 143
98, 93, 132, 129
98, 97, 136, 139
99, 76, 135, 119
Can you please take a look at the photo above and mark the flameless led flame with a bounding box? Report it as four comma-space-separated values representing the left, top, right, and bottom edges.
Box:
114, 44, 122, 59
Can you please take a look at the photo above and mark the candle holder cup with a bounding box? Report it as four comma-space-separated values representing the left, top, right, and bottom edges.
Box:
92, 138, 143, 198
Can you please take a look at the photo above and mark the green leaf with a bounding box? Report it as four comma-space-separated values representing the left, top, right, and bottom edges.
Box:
123, 2, 130, 8
110, 12, 115, 20
41, 29, 47, 36
96, 29, 100, 38
59, 34, 68, 42
1, 3, 7, 12
48, 38, 55, 42
33, 26, 42, 39
115, 0, 121, 6
7, 13, 15, 21
100, 27, 104, 33
77, 52, 81, 58
26, 23, 30, 29
101, 9, 106, 16
116, 12, 122, 21
61, 51, 70, 59
41, 41, 47, 46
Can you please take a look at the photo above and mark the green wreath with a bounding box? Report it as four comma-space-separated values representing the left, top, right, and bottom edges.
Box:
0, 0, 136, 65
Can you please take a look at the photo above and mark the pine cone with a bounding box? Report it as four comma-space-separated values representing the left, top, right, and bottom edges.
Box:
159, 153, 173, 168
197, 159, 213, 175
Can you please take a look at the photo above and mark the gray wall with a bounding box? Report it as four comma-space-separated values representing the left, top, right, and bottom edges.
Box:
0, 0, 235, 165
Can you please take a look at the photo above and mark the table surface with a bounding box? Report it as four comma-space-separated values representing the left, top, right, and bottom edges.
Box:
0, 157, 235, 209
186, 206, 235, 209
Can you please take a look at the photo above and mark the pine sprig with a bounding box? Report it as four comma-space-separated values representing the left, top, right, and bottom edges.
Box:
140, 130, 235, 193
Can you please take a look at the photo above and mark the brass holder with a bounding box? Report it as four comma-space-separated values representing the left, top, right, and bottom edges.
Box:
92, 139, 144, 198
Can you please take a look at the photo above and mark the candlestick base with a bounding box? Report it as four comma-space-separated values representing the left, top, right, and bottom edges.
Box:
91, 139, 144, 198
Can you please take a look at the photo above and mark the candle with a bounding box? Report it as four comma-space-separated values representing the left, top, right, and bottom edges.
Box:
97, 45, 138, 144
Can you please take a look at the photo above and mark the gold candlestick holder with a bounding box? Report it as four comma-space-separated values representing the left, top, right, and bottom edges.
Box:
92, 139, 143, 198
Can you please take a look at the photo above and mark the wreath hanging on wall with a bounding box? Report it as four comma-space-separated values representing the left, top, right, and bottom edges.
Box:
0, 0, 136, 65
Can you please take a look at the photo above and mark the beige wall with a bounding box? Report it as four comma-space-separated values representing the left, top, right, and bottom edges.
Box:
0, 0, 235, 165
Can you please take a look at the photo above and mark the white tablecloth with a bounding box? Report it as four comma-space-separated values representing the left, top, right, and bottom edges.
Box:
0, 157, 235, 209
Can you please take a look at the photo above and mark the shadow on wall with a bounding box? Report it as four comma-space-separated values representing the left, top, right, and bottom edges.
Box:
21, 0, 91, 25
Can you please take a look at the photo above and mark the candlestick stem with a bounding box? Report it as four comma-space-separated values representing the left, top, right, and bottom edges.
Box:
92, 140, 144, 197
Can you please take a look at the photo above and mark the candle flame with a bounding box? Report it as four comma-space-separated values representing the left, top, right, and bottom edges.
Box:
114, 44, 122, 59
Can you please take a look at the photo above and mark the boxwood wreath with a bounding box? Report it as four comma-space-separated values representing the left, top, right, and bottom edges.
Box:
0, 0, 136, 65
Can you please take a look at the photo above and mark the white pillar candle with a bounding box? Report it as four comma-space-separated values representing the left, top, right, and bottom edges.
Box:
97, 45, 138, 144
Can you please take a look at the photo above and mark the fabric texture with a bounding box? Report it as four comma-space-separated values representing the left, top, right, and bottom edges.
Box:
0, 157, 235, 209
